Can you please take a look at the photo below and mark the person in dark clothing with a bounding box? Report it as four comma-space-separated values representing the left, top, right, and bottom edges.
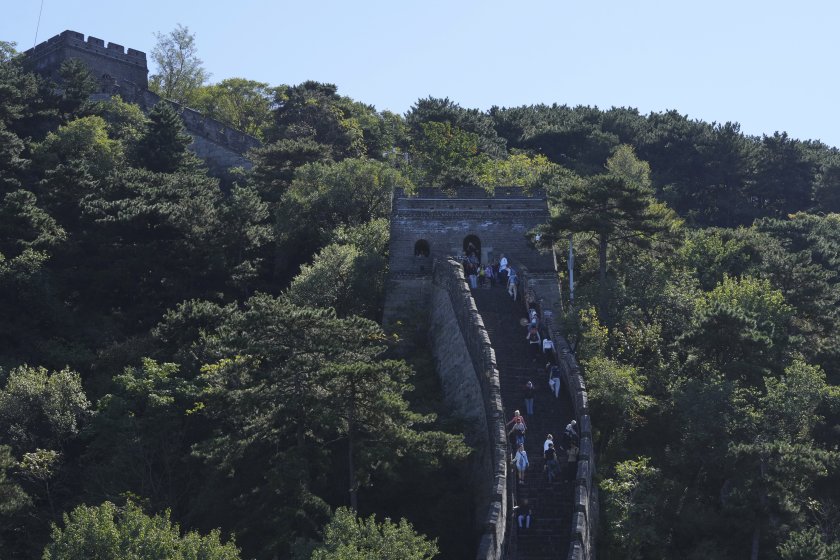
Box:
516, 499, 532, 530
524, 380, 535, 416
544, 442, 559, 483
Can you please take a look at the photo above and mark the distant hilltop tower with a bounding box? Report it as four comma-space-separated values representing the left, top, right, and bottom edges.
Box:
24, 30, 149, 99
23, 30, 260, 181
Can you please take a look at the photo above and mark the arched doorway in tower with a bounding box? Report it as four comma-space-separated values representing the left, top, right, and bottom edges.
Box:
414, 239, 430, 257
463, 235, 481, 262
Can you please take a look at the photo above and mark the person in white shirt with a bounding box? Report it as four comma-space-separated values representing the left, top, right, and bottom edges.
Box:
542, 337, 554, 354
543, 434, 554, 452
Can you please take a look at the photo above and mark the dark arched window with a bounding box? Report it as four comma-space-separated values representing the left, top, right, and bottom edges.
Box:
463, 235, 481, 261
414, 239, 430, 257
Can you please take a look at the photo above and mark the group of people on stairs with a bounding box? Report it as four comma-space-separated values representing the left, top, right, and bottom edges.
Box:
461, 250, 520, 298
501, 292, 580, 536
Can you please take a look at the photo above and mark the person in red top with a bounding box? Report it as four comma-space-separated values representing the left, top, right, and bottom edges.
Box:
507, 410, 527, 446
506, 410, 526, 429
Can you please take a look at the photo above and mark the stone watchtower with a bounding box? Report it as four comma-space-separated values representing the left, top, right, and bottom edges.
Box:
23, 30, 261, 180
383, 186, 559, 327
24, 30, 148, 100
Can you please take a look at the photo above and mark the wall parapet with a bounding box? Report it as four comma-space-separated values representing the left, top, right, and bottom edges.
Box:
433, 258, 508, 560
25, 30, 148, 68
515, 261, 597, 560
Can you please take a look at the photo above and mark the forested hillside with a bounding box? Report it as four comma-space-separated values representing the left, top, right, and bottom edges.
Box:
2, 28, 840, 560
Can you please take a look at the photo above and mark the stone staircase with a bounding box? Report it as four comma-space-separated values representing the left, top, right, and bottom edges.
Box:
472, 285, 575, 560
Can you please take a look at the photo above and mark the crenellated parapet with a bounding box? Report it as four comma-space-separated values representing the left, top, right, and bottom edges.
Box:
24, 30, 260, 180
24, 30, 148, 90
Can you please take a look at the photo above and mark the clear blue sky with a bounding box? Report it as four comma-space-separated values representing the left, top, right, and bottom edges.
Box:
4, 0, 839, 148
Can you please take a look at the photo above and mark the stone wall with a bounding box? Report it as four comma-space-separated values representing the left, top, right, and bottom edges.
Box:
430, 259, 508, 560
386, 187, 555, 292
138, 91, 260, 179
24, 30, 148, 90
24, 31, 261, 182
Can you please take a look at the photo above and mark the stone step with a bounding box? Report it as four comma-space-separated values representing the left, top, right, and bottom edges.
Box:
470, 286, 574, 558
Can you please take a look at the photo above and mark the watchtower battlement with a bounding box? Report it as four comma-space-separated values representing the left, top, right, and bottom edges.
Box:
24, 30, 148, 90
23, 30, 259, 180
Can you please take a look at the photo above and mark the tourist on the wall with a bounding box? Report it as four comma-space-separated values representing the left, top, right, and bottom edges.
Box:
513, 444, 529, 484
464, 260, 478, 289
544, 442, 560, 483
516, 499, 532, 530
543, 434, 554, 452
526, 324, 541, 350
548, 363, 562, 398
507, 409, 527, 446
508, 269, 519, 300
563, 420, 579, 448
498, 254, 509, 286
485, 264, 495, 287
542, 336, 555, 354
524, 380, 535, 416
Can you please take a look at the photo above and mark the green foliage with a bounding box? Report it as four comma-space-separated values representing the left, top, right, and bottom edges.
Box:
681, 228, 759, 291
411, 121, 488, 188
180, 294, 464, 556
56, 59, 97, 118
600, 457, 666, 559
583, 357, 652, 453
132, 102, 195, 173
0, 189, 65, 256
276, 158, 410, 277
84, 359, 201, 510
310, 506, 438, 560
760, 359, 827, 444
149, 24, 210, 105
34, 116, 123, 176
285, 219, 389, 319
193, 78, 274, 139
477, 153, 568, 192
545, 150, 680, 321
777, 527, 840, 560
0, 365, 90, 455
697, 275, 793, 347
42, 501, 240, 560
88, 96, 148, 144
267, 81, 375, 159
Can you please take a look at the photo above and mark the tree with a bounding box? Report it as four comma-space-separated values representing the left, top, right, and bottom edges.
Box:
42, 501, 241, 560
0, 365, 90, 456
0, 444, 32, 557
132, 102, 195, 173
477, 153, 570, 193
582, 357, 652, 455
544, 147, 680, 322
407, 96, 506, 158
149, 24, 209, 106
285, 219, 389, 319
411, 121, 488, 188
276, 158, 411, 277
778, 527, 840, 560
193, 78, 274, 138
84, 359, 202, 513
310, 507, 438, 560
33, 116, 123, 178
183, 294, 463, 556
600, 457, 668, 560
267, 81, 365, 158
56, 59, 96, 118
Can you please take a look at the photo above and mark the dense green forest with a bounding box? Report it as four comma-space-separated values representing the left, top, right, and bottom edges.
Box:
2, 26, 840, 559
